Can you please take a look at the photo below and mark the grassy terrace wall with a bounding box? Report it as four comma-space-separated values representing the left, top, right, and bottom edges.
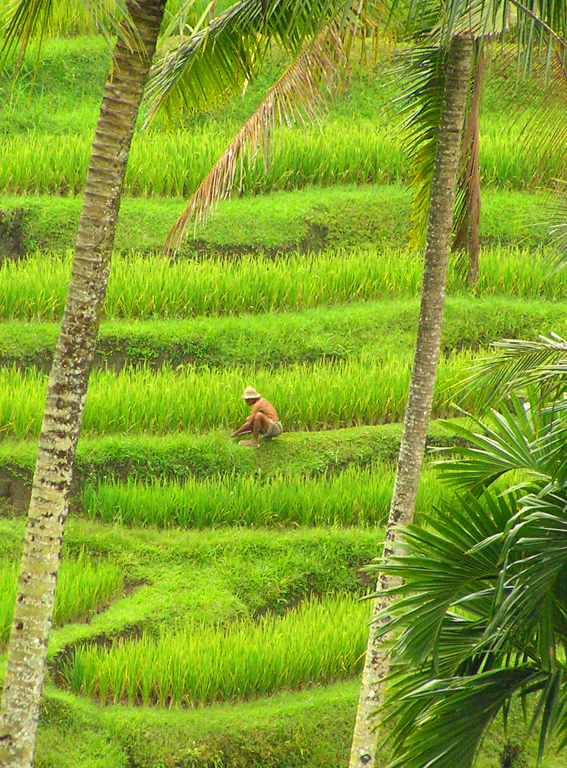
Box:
0, 185, 552, 259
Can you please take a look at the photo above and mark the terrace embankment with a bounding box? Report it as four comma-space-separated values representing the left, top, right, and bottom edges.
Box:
0, 420, 455, 515
1, 295, 566, 371
0, 185, 551, 258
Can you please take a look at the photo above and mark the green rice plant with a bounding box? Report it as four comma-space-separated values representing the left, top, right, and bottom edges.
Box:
1, 115, 566, 196
0, 246, 563, 322
0, 349, 484, 438
80, 463, 445, 528
0, 554, 124, 645
61, 593, 370, 706
0, 121, 402, 197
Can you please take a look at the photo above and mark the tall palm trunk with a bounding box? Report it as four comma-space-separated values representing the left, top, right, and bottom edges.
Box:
0, 2, 166, 766
349, 34, 474, 768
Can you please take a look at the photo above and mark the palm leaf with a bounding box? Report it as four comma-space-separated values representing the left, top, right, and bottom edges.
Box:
370, 491, 517, 667
386, 666, 545, 768
393, 41, 447, 250
452, 39, 484, 283
486, 501, 567, 654
1, 0, 137, 65
435, 395, 564, 493
457, 333, 567, 406
164, 23, 348, 252
144, 0, 366, 123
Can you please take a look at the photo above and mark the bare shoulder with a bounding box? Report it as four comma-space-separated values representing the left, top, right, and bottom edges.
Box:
258, 398, 279, 421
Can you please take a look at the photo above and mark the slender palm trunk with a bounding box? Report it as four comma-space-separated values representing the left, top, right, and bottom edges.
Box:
0, 2, 165, 766
349, 34, 474, 768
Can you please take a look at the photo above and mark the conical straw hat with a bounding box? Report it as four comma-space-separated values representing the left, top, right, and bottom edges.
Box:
241, 386, 261, 400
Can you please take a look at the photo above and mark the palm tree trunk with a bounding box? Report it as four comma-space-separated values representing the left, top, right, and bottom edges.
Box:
349, 34, 474, 768
0, 2, 165, 766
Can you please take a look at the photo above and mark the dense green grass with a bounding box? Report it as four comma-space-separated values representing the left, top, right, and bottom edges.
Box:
0, 247, 563, 321
0, 423, 456, 511
0, 554, 123, 644
1, 117, 563, 196
1, 295, 566, 371
0, 185, 552, 259
80, 463, 445, 528
1, 36, 564, 198
38, 520, 382, 651
61, 594, 369, 707
0, 351, 480, 438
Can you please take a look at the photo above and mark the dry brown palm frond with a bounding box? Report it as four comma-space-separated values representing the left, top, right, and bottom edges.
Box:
165, 23, 348, 255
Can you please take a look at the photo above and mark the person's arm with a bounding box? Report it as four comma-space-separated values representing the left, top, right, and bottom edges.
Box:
229, 415, 253, 438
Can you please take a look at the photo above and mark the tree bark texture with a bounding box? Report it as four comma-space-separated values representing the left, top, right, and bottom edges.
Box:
349, 34, 474, 768
0, 2, 166, 766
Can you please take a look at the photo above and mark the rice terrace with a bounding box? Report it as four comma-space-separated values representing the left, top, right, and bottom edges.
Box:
1, 2, 567, 768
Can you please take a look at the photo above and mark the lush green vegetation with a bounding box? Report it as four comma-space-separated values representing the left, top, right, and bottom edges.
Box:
0, 247, 562, 322
80, 464, 445, 528
1, 295, 565, 371
0, 36, 564, 198
0, 185, 550, 258
0, 555, 123, 644
62, 594, 369, 706
1, 23, 566, 768
0, 350, 484, 438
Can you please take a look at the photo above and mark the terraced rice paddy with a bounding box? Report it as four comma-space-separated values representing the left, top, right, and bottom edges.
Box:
1, 28, 566, 768
0, 247, 563, 321
0, 555, 124, 644
62, 594, 370, 706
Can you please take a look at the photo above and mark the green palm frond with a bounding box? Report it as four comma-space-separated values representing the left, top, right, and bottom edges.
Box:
370, 491, 517, 666
457, 333, 567, 405
452, 39, 484, 282
164, 22, 347, 251
144, 0, 366, 123
1, 0, 136, 64
486, 501, 567, 655
386, 666, 545, 768
435, 394, 564, 493
395, 0, 567, 53
394, 41, 447, 250
380, 366, 567, 767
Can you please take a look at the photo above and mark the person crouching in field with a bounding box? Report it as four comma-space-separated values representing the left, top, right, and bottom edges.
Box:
230, 387, 283, 448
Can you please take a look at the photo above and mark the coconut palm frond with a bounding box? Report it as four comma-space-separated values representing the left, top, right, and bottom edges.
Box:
452, 40, 484, 283
550, 180, 567, 258
394, 42, 447, 250
145, 0, 369, 123
503, 44, 567, 208
1, 0, 137, 65
455, 333, 567, 405
391, 0, 567, 67
165, 24, 347, 253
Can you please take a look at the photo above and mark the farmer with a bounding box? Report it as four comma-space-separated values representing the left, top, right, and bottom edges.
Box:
229, 386, 283, 448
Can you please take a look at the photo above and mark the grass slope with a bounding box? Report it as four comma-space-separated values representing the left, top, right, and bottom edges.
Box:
35, 682, 565, 768
1, 295, 565, 371
0, 420, 457, 516
0, 185, 554, 258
